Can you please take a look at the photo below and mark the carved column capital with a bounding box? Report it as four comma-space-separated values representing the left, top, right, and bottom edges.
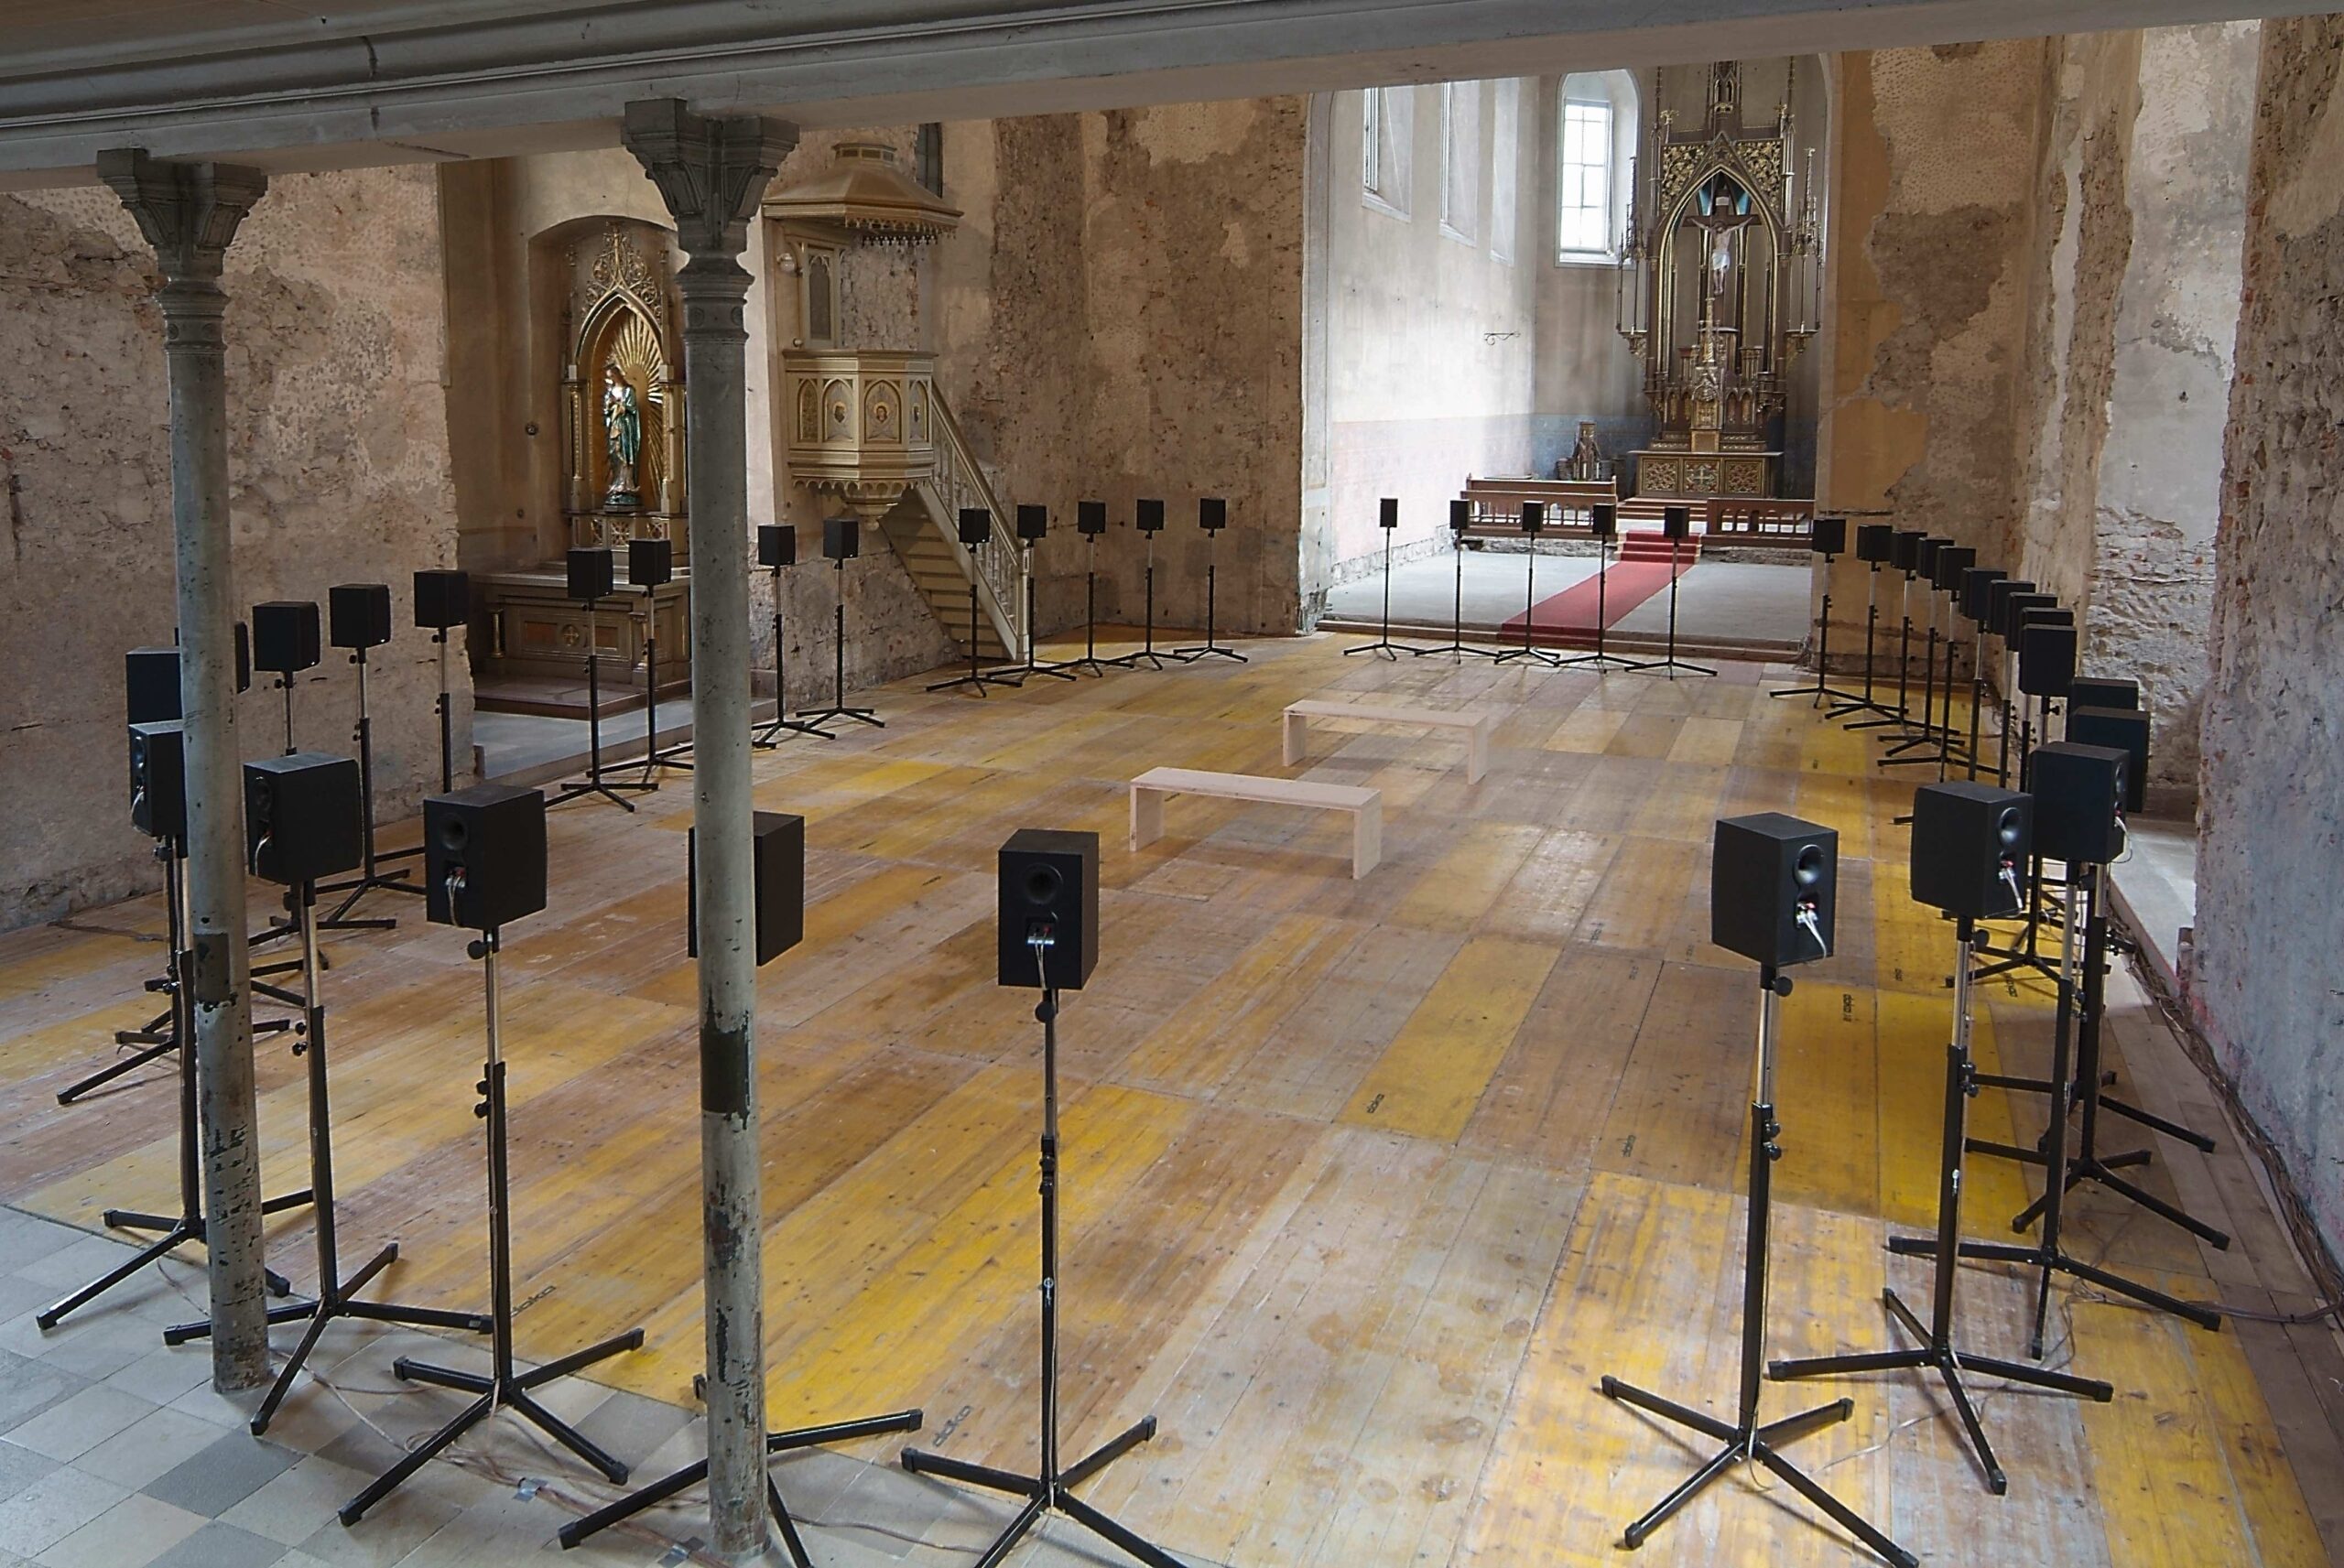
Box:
96, 149, 266, 351
621, 99, 796, 265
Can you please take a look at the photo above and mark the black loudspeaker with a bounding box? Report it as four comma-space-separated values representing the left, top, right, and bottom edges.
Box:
628, 537, 672, 589
2067, 707, 2149, 812
1520, 502, 1544, 534
1449, 499, 1472, 534
126, 647, 181, 725
1592, 503, 1618, 540
1200, 497, 1227, 532
1378, 497, 1400, 531
329, 584, 393, 651
244, 752, 363, 886
1916, 537, 1947, 579
958, 508, 992, 548
1855, 524, 1894, 564
2031, 742, 2129, 865
1018, 504, 1048, 542
2002, 596, 2059, 644
1078, 501, 1108, 537
1810, 516, 1846, 556
415, 569, 470, 630
1663, 505, 1691, 541
824, 517, 860, 561
758, 524, 797, 568
235, 622, 252, 693
129, 720, 186, 842
1960, 568, 2007, 622
1893, 530, 1926, 572
2018, 622, 2077, 697
2068, 676, 2138, 711
1136, 499, 1165, 534
568, 546, 615, 603
1910, 782, 2031, 920
1931, 545, 1976, 593
1709, 813, 1837, 968
1983, 579, 2035, 633
688, 812, 805, 966
998, 827, 1098, 991
252, 601, 321, 676
425, 782, 547, 931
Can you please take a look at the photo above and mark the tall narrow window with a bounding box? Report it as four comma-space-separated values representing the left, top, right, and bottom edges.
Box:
1361, 86, 1411, 216
1440, 81, 1480, 243
1362, 88, 1384, 195
1492, 79, 1521, 263
1558, 97, 1613, 256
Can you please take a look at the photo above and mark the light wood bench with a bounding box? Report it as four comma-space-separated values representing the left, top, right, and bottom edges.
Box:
1129, 766, 1383, 879
1282, 700, 1496, 784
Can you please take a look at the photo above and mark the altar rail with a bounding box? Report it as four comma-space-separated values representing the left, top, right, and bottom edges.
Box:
1452, 478, 1811, 548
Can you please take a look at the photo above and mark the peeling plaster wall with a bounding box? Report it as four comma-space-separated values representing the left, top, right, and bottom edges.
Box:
1317, 81, 1539, 596
2198, 14, 2344, 1264
0, 167, 464, 929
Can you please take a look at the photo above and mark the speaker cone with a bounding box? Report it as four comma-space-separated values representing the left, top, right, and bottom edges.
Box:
1024, 864, 1061, 905
1996, 808, 2022, 849
439, 816, 469, 852
1793, 844, 1824, 887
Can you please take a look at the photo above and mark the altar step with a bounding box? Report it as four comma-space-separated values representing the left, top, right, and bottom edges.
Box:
1616, 532, 1702, 565
473, 669, 689, 721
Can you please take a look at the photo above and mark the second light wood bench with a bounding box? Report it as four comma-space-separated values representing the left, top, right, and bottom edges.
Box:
1282, 700, 1495, 783
1129, 766, 1383, 879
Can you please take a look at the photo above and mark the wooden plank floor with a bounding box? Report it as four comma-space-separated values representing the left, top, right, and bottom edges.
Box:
2, 629, 2337, 1566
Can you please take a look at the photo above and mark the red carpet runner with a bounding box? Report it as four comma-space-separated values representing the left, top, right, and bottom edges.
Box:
1498, 534, 1700, 646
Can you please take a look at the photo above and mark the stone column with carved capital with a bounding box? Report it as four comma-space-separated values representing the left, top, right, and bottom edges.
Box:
623, 98, 796, 1564
96, 148, 273, 1393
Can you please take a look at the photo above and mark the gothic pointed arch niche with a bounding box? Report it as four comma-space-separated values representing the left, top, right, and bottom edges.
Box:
562, 221, 688, 554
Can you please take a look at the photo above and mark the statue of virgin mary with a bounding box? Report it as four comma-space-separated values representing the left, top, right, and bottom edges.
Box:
602, 363, 643, 511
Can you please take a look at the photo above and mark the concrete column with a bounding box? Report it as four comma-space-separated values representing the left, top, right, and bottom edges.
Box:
95, 149, 272, 1392
622, 99, 795, 1565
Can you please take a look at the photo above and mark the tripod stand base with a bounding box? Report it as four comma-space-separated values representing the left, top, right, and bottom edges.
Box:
340, 1326, 646, 1526
247, 1242, 495, 1434
1554, 649, 1642, 671
1630, 656, 1717, 679
900, 1415, 1186, 1568
1768, 1286, 2112, 1496
927, 666, 1026, 696
315, 869, 424, 932
548, 776, 655, 812
57, 1036, 177, 1104
1492, 644, 1566, 666
559, 1409, 923, 1561
797, 704, 884, 729
1886, 1233, 2222, 1336
1600, 1377, 1914, 1564
1173, 642, 1249, 662
754, 713, 835, 744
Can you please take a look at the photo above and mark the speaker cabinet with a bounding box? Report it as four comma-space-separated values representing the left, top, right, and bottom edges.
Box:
425, 783, 547, 931
758, 524, 797, 568
823, 516, 860, 560
1017, 504, 1048, 542
1591, 503, 1618, 540
1663, 505, 1691, 541
1910, 782, 2031, 920
1136, 498, 1165, 534
1959, 568, 2007, 623
2068, 676, 2138, 711
244, 752, 362, 886
129, 720, 185, 842
2017, 622, 2077, 697
125, 647, 181, 725
1855, 524, 1894, 564
2000, 591, 2056, 642
1893, 530, 1926, 572
329, 584, 392, 651
1709, 813, 1837, 968
1199, 497, 1227, 532
628, 537, 673, 589
1520, 502, 1545, 533
252, 601, 321, 676
999, 827, 1098, 990
1378, 497, 1399, 530
567, 546, 615, 603
1931, 545, 1976, 593
415, 568, 471, 630
958, 507, 992, 547
688, 812, 805, 966
1984, 579, 2035, 636
2031, 742, 2129, 866
235, 622, 252, 693
2066, 707, 2149, 812
1078, 501, 1108, 537
1810, 516, 1846, 556
1916, 536, 1947, 579
1449, 498, 1472, 534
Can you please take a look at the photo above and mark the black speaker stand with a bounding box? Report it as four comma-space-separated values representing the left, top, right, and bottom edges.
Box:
638, 589, 694, 774
1557, 533, 1644, 673
318, 643, 423, 931
1771, 549, 1857, 703
1601, 967, 1915, 1566
432, 628, 458, 792
59, 840, 186, 1105
342, 929, 644, 1525
1105, 535, 1184, 670
273, 669, 299, 756
1629, 532, 1714, 680
1829, 565, 1896, 723
1420, 530, 1501, 662
1175, 528, 1249, 662
1342, 524, 1420, 660
1847, 573, 1915, 732
1966, 628, 1991, 782
1492, 534, 1563, 667
550, 600, 655, 812
1017, 543, 1082, 682
899, 953, 1184, 1568
798, 559, 884, 730
928, 567, 1026, 697
1892, 874, 2220, 1352
1771, 921, 2111, 1495
1052, 535, 1117, 677
754, 562, 833, 744
40, 846, 307, 1329
1878, 598, 1941, 764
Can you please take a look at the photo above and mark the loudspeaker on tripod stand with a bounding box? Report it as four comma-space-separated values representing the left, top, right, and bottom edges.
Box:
998, 828, 1098, 990
2029, 742, 2129, 866
126, 649, 182, 725
253, 601, 322, 676
129, 720, 186, 842
244, 754, 363, 887
425, 784, 547, 932
1709, 814, 1837, 968
1909, 782, 2030, 920
2066, 707, 2149, 813
329, 585, 392, 652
